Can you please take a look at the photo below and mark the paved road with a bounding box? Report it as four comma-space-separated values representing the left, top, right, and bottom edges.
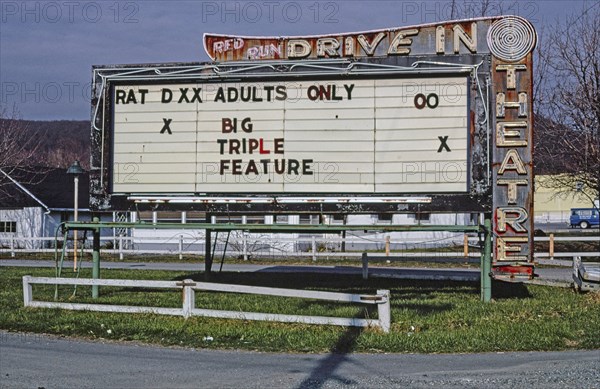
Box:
0, 259, 575, 284
534, 222, 600, 232
1, 332, 598, 389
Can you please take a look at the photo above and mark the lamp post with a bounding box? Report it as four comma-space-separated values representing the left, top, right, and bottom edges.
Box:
67, 161, 84, 271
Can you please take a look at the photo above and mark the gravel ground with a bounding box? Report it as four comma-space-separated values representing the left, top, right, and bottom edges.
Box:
1, 331, 598, 388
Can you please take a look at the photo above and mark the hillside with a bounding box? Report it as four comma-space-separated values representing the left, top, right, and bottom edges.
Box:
7, 120, 90, 169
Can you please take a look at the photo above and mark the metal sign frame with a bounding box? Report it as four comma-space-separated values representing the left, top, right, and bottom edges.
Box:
90, 15, 537, 279
91, 58, 491, 214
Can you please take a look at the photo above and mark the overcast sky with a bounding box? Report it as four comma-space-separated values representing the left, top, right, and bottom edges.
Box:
0, 0, 594, 120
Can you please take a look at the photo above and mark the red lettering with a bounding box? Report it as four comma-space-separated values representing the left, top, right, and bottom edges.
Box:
259, 138, 271, 154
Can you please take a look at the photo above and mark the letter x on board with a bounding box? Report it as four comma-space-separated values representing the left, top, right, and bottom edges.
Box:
161, 118, 172, 134
437, 136, 451, 152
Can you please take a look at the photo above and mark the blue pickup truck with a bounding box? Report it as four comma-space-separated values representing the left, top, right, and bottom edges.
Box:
569, 208, 600, 229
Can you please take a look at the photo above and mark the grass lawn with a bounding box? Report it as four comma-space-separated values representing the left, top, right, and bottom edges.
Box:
1, 266, 599, 353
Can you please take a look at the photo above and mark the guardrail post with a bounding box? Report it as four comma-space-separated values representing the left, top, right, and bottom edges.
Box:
179, 234, 183, 260
463, 234, 469, 257
572, 256, 581, 291
181, 279, 195, 318
204, 214, 213, 279
481, 216, 492, 302
311, 236, 317, 261
362, 252, 369, 280
549, 233, 555, 260
22, 275, 32, 306
385, 235, 390, 257
243, 232, 248, 261
118, 234, 124, 261
92, 218, 101, 299
377, 289, 390, 333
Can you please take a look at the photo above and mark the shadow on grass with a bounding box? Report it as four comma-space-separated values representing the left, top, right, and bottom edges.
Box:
492, 280, 533, 300
178, 271, 373, 290
177, 271, 478, 291
174, 271, 468, 318
173, 272, 486, 310
398, 302, 455, 315
173, 271, 536, 314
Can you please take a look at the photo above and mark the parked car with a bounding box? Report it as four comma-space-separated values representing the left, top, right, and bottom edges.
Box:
569, 208, 600, 229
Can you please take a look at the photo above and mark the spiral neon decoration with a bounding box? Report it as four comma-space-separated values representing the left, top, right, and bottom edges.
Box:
487, 16, 536, 62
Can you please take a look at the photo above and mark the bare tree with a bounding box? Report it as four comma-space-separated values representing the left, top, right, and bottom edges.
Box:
534, 5, 600, 208
450, 0, 519, 19
42, 136, 89, 170
0, 105, 47, 202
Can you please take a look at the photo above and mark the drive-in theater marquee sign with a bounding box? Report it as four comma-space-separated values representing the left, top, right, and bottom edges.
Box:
90, 15, 536, 278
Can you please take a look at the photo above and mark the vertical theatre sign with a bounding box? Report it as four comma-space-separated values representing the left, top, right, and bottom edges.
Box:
91, 15, 536, 278
488, 18, 536, 278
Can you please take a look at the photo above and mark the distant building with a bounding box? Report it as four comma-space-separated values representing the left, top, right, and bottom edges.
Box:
0, 168, 101, 249
534, 175, 599, 224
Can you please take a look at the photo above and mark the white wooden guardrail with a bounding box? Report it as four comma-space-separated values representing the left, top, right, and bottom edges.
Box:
22, 276, 391, 332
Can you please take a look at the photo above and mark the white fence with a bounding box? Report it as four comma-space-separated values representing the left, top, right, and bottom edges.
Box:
534, 235, 600, 259
2, 233, 474, 259
3, 234, 599, 260
22, 276, 391, 332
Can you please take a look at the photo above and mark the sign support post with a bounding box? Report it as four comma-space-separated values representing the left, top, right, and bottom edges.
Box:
204, 214, 213, 279
92, 217, 100, 299
481, 216, 493, 302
